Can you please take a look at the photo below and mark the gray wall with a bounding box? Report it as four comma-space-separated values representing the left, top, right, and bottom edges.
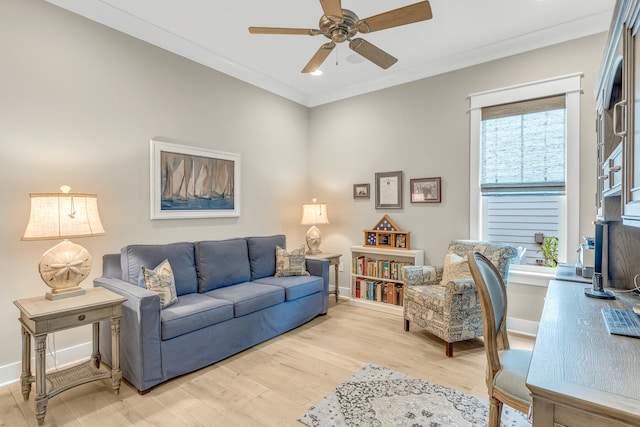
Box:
0, 0, 310, 371
310, 34, 604, 263
309, 34, 606, 325
0, 0, 607, 380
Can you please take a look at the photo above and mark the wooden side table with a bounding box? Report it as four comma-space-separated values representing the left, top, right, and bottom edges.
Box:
14, 287, 126, 425
306, 252, 342, 302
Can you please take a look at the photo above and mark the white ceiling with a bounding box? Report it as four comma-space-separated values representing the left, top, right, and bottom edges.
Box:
45, 0, 615, 107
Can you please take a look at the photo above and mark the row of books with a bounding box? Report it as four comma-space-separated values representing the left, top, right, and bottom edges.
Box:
352, 256, 412, 281
352, 278, 404, 306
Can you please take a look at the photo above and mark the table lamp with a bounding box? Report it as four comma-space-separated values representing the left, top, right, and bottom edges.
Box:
300, 198, 329, 254
22, 185, 105, 300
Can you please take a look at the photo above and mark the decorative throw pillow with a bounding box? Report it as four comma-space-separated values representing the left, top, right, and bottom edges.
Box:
141, 259, 178, 309
440, 253, 473, 285
275, 245, 310, 277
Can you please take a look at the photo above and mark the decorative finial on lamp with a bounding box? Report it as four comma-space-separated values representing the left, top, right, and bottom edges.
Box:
22, 185, 105, 300
301, 198, 329, 254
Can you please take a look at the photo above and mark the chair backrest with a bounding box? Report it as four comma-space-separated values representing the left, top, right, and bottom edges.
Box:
468, 251, 510, 382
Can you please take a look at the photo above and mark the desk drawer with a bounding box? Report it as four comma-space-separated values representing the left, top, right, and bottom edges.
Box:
46, 306, 115, 331
554, 404, 630, 427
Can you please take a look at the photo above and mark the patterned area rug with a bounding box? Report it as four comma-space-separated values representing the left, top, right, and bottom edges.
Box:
298, 363, 529, 427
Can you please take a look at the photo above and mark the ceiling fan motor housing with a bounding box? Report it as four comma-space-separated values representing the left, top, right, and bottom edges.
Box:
320, 9, 359, 43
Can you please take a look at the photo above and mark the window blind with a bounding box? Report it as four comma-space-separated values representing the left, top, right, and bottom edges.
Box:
481, 95, 566, 194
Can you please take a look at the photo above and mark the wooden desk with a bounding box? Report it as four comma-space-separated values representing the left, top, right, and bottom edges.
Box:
306, 252, 342, 302
527, 280, 640, 426
14, 287, 126, 425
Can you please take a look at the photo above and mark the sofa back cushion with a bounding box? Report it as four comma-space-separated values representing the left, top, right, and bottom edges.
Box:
195, 238, 251, 292
246, 235, 286, 280
121, 242, 198, 296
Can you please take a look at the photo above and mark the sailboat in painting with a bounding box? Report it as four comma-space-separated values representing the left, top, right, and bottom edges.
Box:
194, 161, 211, 199
160, 151, 234, 211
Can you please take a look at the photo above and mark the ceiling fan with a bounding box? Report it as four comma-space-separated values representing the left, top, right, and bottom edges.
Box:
248, 0, 433, 73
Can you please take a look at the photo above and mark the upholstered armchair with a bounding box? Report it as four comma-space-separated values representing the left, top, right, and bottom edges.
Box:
403, 240, 518, 357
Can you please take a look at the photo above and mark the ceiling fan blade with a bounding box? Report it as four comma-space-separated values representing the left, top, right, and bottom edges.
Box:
249, 27, 321, 36
357, 1, 432, 34
349, 38, 397, 69
301, 42, 336, 73
319, 0, 343, 21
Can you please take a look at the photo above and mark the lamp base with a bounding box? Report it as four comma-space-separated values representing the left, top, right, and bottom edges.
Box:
306, 225, 322, 255
39, 240, 92, 300
46, 287, 86, 301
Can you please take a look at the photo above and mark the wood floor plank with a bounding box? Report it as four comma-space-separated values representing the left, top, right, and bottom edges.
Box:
2, 300, 534, 426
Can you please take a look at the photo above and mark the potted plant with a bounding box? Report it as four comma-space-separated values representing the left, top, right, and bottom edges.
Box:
539, 236, 559, 268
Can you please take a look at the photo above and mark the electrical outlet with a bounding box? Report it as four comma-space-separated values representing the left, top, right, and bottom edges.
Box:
338, 263, 344, 272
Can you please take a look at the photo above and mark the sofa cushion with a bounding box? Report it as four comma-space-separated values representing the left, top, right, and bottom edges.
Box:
121, 242, 198, 296
246, 235, 286, 280
195, 239, 251, 292
141, 259, 178, 309
160, 293, 233, 340
254, 275, 323, 301
275, 245, 310, 277
204, 282, 284, 317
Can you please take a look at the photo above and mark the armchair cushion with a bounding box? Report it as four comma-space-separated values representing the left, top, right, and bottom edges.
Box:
441, 253, 472, 285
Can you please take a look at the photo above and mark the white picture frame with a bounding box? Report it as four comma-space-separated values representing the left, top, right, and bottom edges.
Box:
150, 139, 241, 219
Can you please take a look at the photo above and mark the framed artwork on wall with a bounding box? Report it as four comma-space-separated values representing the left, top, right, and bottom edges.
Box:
150, 139, 241, 219
353, 183, 370, 199
410, 177, 441, 203
375, 171, 403, 209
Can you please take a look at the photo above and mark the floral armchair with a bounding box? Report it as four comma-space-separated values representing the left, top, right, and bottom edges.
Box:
403, 240, 518, 357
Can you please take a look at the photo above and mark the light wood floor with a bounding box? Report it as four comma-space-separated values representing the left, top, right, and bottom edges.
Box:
1, 300, 534, 426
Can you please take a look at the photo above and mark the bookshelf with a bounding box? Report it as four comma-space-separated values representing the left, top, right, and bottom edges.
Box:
350, 245, 424, 315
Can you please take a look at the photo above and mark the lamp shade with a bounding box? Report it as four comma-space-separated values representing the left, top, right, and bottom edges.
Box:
300, 201, 329, 225
22, 192, 105, 240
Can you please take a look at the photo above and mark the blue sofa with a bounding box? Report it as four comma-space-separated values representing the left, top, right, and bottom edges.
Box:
93, 235, 329, 393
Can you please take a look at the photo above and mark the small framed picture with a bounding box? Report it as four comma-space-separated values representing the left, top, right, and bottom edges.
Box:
375, 171, 403, 209
353, 183, 370, 199
410, 177, 441, 203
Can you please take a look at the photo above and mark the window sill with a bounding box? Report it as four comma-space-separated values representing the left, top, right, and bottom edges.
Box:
508, 264, 555, 287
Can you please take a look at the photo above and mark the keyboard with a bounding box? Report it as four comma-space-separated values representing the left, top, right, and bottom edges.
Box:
602, 308, 640, 338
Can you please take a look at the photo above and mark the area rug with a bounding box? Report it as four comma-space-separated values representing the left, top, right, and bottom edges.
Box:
298, 363, 529, 427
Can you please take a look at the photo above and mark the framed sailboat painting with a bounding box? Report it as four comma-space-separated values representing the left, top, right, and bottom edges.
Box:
150, 139, 241, 219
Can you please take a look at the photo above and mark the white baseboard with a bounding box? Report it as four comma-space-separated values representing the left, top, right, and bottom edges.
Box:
0, 341, 92, 387
507, 317, 539, 337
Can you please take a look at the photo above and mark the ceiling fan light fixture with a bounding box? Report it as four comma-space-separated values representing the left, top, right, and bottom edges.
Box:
311, 69, 323, 76
250, 0, 433, 72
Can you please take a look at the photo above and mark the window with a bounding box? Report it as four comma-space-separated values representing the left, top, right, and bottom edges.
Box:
469, 74, 582, 268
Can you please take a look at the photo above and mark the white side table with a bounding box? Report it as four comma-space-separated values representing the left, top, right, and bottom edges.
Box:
306, 252, 342, 302
14, 287, 126, 425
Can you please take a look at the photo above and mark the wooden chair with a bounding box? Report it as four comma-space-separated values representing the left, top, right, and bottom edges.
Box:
467, 251, 532, 427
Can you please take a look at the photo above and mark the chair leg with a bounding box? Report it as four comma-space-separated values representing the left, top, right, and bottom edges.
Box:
404, 319, 410, 331
488, 397, 503, 427
445, 342, 453, 357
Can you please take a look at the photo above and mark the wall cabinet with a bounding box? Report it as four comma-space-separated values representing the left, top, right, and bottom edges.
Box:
595, 0, 640, 290
349, 245, 424, 315
596, 1, 624, 222
597, 0, 640, 226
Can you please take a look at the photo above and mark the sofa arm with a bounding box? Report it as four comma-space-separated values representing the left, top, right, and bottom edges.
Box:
93, 277, 163, 392
306, 258, 330, 313
403, 265, 442, 286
